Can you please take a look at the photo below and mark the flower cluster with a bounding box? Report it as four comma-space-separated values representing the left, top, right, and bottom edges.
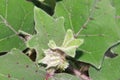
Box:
40, 29, 84, 70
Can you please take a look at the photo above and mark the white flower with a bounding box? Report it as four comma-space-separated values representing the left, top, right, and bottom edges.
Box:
40, 29, 84, 70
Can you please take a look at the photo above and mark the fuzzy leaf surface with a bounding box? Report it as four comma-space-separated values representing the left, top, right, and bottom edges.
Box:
27, 7, 65, 60
112, 0, 120, 29
89, 51, 120, 80
0, 0, 34, 52
54, 0, 120, 68
0, 49, 46, 80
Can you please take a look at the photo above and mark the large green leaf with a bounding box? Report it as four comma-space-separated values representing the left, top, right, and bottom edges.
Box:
0, 0, 34, 52
0, 49, 46, 80
54, 0, 93, 32
54, 0, 120, 68
111, 0, 120, 53
27, 7, 65, 61
89, 51, 120, 80
50, 73, 80, 80
112, 0, 120, 28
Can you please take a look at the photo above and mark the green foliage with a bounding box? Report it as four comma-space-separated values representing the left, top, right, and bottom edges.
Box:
0, 49, 46, 80
0, 0, 34, 52
27, 7, 65, 60
40, 29, 83, 70
47, 29, 84, 57
112, 0, 120, 29
89, 54, 120, 80
54, 0, 120, 68
0, 0, 120, 80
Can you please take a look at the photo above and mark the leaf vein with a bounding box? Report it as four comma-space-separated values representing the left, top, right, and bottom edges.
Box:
0, 15, 18, 34
0, 34, 16, 42
75, 0, 99, 37
61, 2, 74, 31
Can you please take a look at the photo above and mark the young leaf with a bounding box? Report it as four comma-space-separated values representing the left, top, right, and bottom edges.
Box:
48, 40, 57, 49
47, 29, 84, 57
40, 29, 83, 70
27, 7, 65, 61
61, 29, 84, 57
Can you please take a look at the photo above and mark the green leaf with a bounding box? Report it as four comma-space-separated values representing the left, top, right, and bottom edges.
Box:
0, 0, 34, 52
54, 0, 93, 32
50, 73, 81, 80
0, 49, 46, 80
46, 29, 84, 57
112, 43, 120, 56
40, 29, 83, 70
62, 29, 74, 46
61, 29, 83, 57
54, 0, 120, 68
48, 40, 57, 49
89, 53, 120, 80
112, 0, 120, 29
62, 29, 83, 48
27, 7, 65, 60
111, 0, 120, 54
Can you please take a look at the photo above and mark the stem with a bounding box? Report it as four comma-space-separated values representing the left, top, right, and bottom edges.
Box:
73, 69, 91, 80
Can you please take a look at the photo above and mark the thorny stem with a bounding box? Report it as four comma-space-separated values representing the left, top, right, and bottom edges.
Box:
73, 69, 91, 80
115, 16, 120, 19
45, 69, 55, 80
67, 64, 91, 80
65, 60, 91, 80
